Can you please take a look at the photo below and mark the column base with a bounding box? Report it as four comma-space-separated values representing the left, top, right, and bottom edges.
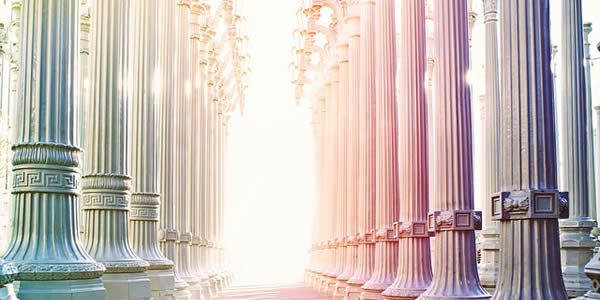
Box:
334, 280, 348, 299
324, 276, 337, 296
344, 283, 363, 300
102, 272, 151, 300
0, 284, 17, 300
200, 279, 212, 300
560, 218, 596, 298
148, 269, 175, 300
16, 278, 105, 300
360, 289, 384, 300
182, 277, 203, 300
382, 286, 427, 300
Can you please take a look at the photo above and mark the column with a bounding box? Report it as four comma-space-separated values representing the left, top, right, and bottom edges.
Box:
558, 0, 597, 297
206, 43, 219, 296
478, 0, 500, 292
419, 1, 489, 299
198, 31, 212, 299
338, 7, 360, 298
82, 0, 152, 298
173, 1, 204, 297
382, 1, 432, 298
324, 62, 340, 296
583, 23, 598, 222
158, 0, 192, 298
346, 0, 375, 298
319, 74, 334, 294
128, 0, 176, 298
492, 0, 569, 298
361, 0, 399, 298
190, 2, 211, 295
333, 40, 350, 300
3, 1, 107, 298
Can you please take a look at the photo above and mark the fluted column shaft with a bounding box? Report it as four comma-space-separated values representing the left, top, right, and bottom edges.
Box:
478, 0, 500, 291
419, 1, 489, 299
82, 0, 153, 298
347, 1, 375, 298
128, 0, 176, 298
361, 0, 399, 298
583, 23, 597, 222
324, 62, 341, 296
3, 1, 105, 298
339, 10, 360, 294
190, 3, 210, 286
331, 50, 346, 281
492, 0, 568, 299
383, 1, 432, 299
333, 41, 350, 299
173, 0, 201, 290
558, 0, 597, 297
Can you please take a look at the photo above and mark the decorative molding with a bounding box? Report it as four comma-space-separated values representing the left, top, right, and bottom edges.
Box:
12, 165, 80, 195
492, 190, 569, 220
428, 210, 482, 232
14, 262, 105, 281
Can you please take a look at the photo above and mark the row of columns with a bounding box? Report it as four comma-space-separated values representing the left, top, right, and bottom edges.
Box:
293, 0, 599, 299
0, 0, 248, 299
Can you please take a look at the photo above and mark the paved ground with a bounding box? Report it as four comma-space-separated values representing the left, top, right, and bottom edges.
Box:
214, 283, 329, 300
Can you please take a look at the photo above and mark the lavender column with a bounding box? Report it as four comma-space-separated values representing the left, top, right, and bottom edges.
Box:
418, 1, 489, 299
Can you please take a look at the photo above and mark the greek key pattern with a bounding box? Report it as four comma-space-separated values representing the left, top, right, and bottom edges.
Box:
13, 167, 80, 195
82, 193, 130, 210
130, 206, 159, 221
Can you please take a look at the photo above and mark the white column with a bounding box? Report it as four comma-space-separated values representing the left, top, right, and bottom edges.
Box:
493, 0, 569, 298
478, 0, 500, 292
382, 1, 432, 298
361, 0, 399, 298
82, 0, 152, 298
190, 3, 211, 296
558, 0, 597, 297
3, 1, 107, 298
128, 0, 176, 298
419, 1, 489, 299
583, 23, 598, 222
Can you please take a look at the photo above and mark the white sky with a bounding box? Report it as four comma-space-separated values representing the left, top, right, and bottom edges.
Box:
225, 0, 600, 285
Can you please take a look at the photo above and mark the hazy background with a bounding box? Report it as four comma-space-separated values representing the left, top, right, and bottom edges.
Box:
224, 0, 600, 285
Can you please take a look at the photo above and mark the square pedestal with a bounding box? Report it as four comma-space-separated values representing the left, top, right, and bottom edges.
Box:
16, 278, 105, 300
102, 272, 151, 300
148, 269, 175, 299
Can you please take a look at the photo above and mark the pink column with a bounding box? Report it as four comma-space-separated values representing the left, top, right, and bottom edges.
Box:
346, 0, 376, 298
382, 1, 432, 298
324, 63, 341, 296
419, 1, 490, 299
360, 0, 400, 298
333, 40, 350, 298
338, 7, 361, 298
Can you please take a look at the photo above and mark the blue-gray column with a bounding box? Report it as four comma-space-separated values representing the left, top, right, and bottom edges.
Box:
493, 0, 569, 298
